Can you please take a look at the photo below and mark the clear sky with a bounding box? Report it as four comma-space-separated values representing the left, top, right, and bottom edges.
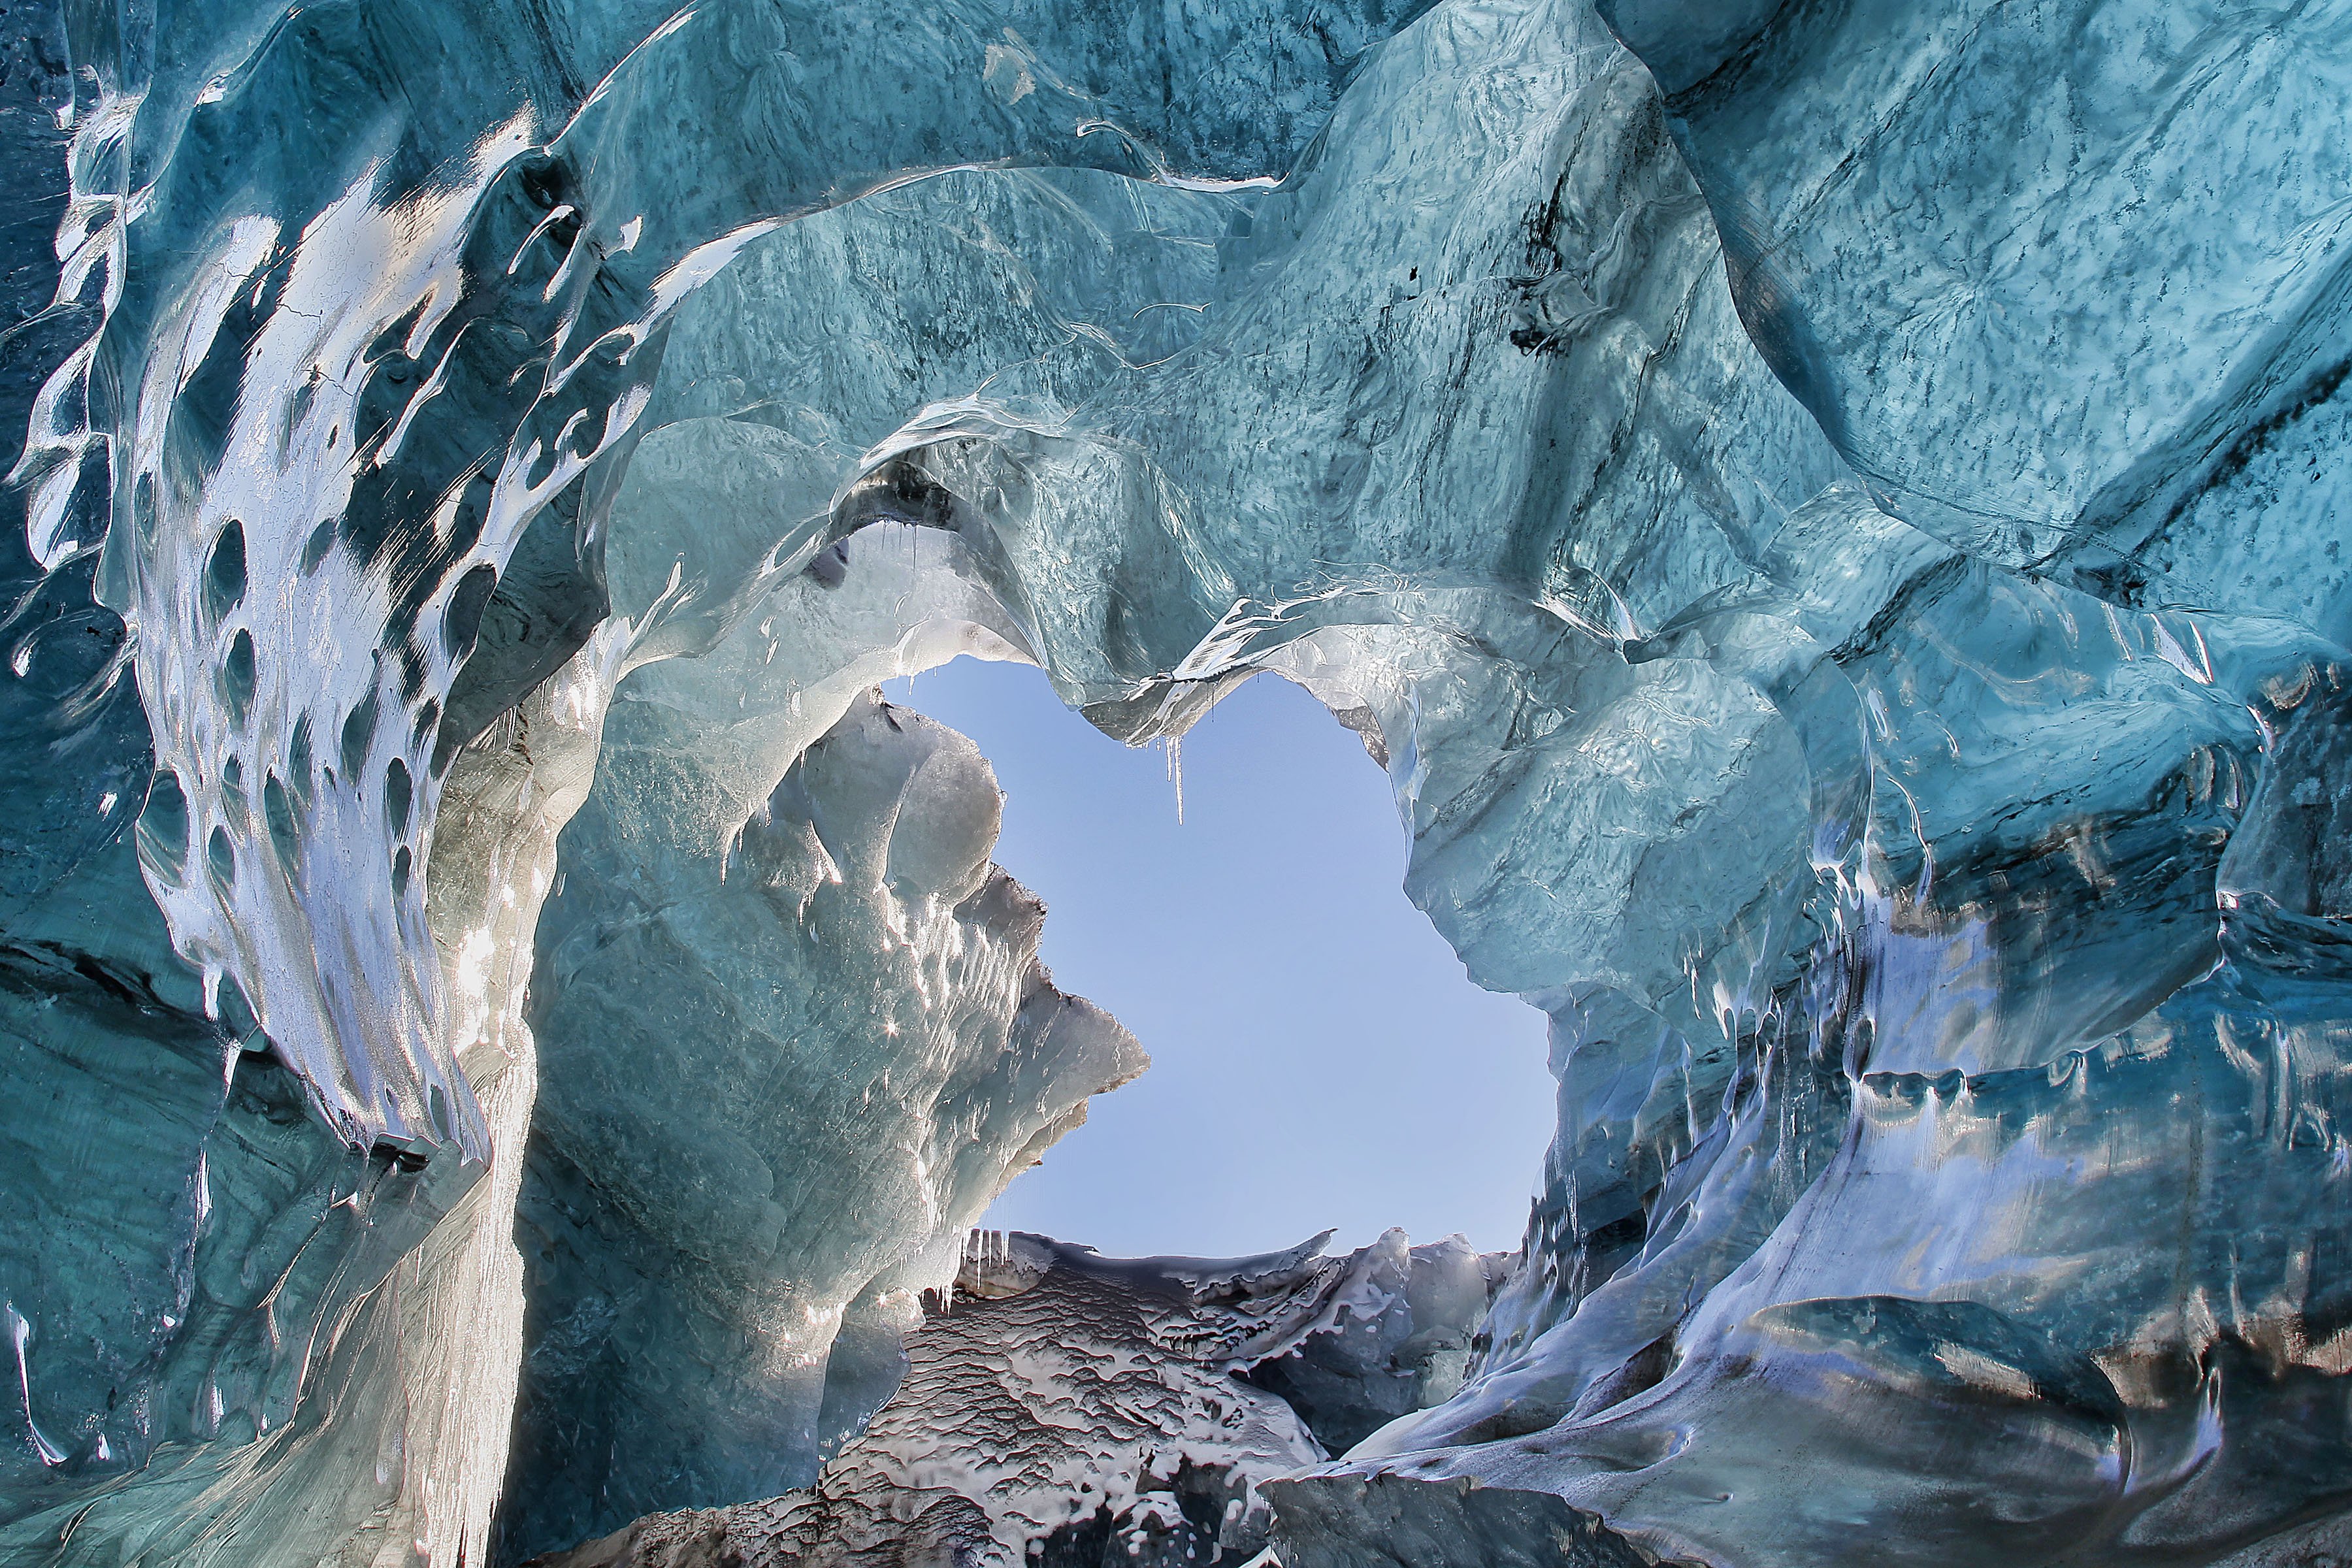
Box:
881, 658, 1558, 1260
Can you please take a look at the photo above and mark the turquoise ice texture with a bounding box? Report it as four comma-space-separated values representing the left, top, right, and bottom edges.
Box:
0, 0, 2347, 1561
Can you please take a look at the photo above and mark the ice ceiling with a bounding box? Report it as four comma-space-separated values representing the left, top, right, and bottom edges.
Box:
0, 0, 2348, 1564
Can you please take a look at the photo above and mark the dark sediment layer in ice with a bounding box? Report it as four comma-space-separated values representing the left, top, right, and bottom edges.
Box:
525, 1228, 1508, 1568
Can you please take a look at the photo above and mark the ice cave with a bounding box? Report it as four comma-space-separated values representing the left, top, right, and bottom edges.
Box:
1, 0, 2349, 1563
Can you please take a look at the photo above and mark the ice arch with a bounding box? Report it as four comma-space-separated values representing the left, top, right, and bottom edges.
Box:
0, 0, 2344, 1565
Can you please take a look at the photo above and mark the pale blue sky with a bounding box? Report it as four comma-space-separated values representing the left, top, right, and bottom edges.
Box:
882, 659, 1557, 1259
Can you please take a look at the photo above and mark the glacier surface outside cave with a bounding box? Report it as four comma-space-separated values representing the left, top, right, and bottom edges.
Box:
531, 1228, 1514, 1568
0, 0, 2350, 1562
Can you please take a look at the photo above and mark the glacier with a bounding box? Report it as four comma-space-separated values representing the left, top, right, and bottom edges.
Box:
0, 0, 2346, 1562
531, 1229, 1511, 1568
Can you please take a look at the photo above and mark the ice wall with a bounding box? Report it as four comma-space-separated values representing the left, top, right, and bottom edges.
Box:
503, 689, 1146, 1556
1, 0, 2350, 1561
0, 0, 1429, 1557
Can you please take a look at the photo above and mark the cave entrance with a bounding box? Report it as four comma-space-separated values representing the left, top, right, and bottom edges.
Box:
882, 656, 1556, 1258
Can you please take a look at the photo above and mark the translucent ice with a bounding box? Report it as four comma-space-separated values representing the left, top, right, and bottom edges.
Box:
2, 0, 2351, 1561
502, 689, 1145, 1556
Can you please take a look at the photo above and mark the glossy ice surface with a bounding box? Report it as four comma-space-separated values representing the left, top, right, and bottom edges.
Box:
0, 0, 2347, 1563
